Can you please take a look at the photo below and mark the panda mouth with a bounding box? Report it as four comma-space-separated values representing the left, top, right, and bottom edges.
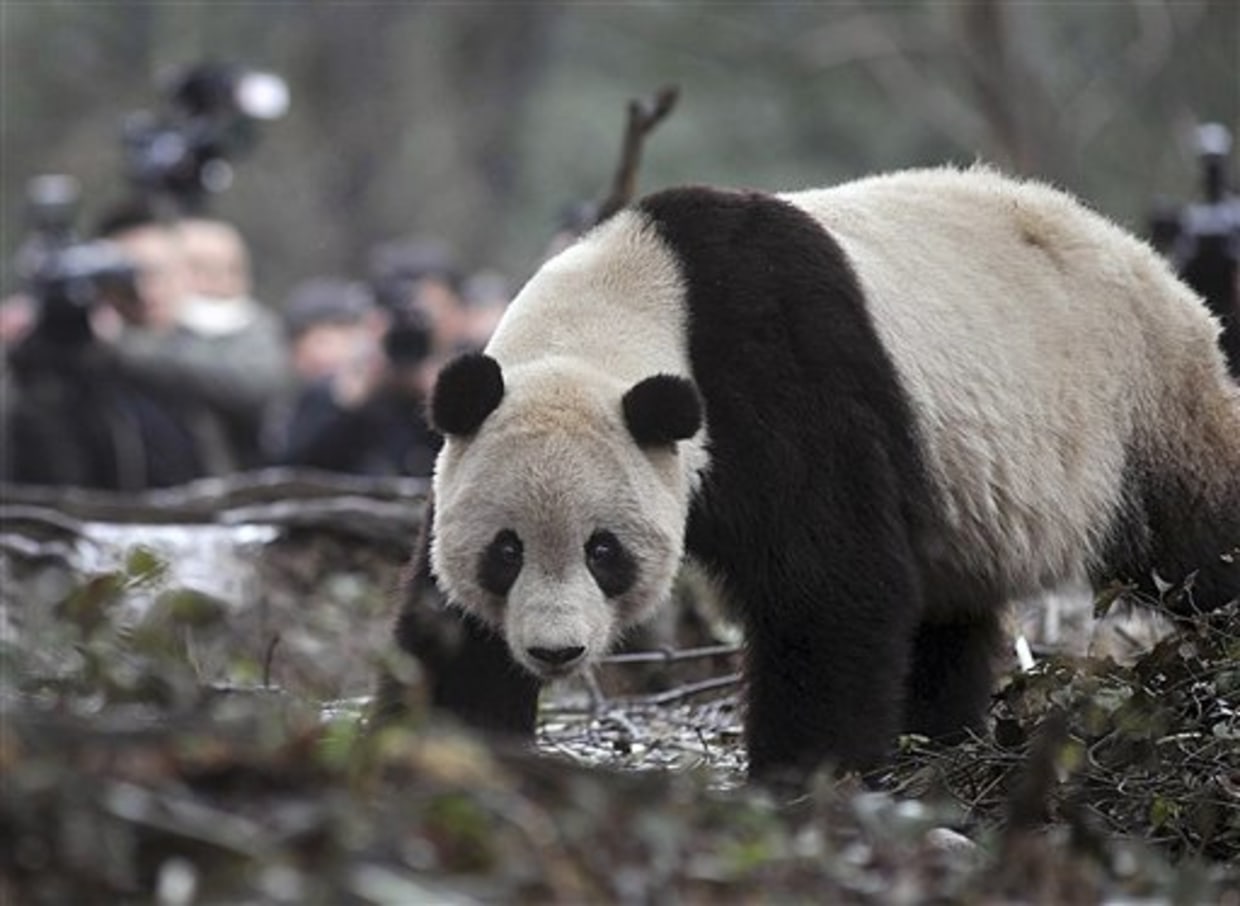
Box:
523, 644, 589, 678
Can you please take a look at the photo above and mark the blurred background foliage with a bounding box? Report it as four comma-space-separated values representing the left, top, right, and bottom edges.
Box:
2, 0, 1237, 302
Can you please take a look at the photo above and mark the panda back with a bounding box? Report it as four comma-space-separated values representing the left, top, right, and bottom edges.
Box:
786, 167, 1233, 594
485, 211, 690, 387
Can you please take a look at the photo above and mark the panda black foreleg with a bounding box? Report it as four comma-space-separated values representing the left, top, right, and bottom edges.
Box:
741, 592, 921, 785
901, 612, 1002, 743
737, 548, 924, 785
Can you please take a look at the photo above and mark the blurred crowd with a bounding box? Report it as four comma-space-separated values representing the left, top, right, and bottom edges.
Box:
0, 201, 512, 491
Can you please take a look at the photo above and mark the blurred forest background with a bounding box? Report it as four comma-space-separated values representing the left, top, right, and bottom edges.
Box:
2, 0, 1238, 303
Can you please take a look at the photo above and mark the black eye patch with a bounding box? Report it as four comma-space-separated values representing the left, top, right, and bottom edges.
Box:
478, 529, 523, 596
584, 530, 637, 598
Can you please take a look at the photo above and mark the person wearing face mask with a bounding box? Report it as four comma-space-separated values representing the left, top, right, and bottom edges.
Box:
105, 212, 292, 470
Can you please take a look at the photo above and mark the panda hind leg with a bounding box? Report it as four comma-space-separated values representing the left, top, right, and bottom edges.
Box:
901, 610, 1003, 743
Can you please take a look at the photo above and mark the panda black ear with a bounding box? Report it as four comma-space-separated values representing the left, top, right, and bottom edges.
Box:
622, 374, 702, 447
431, 353, 504, 436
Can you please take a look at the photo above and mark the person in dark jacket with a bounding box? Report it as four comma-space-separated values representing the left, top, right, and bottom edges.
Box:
2, 279, 214, 490
268, 276, 441, 477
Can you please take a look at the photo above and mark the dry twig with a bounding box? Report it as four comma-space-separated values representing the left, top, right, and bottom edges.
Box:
594, 85, 680, 223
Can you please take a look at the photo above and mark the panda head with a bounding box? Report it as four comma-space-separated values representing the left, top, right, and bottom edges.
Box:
428, 351, 703, 679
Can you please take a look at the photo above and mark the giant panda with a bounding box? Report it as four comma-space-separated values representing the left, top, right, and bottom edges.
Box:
419, 166, 1240, 783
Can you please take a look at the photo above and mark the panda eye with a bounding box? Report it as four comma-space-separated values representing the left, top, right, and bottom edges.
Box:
495, 532, 522, 565
585, 530, 637, 598
586, 532, 619, 564
478, 529, 523, 596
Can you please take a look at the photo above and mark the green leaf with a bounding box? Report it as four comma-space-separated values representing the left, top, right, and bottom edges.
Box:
124, 545, 169, 588
1149, 795, 1179, 829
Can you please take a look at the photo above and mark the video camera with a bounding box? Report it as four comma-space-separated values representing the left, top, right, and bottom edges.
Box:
16, 175, 136, 347
122, 62, 288, 213
13, 63, 288, 347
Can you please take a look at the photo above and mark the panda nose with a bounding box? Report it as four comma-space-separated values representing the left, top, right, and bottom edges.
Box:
527, 645, 586, 669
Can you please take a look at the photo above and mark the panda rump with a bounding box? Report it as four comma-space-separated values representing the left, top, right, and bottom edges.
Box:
421, 166, 1240, 783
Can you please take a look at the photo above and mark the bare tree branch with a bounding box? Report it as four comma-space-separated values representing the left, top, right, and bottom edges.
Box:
594, 84, 680, 224
600, 643, 740, 666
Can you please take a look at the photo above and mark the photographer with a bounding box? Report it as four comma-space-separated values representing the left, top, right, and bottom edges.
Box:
2, 185, 217, 489
1152, 123, 1240, 378
1179, 124, 1240, 377
368, 238, 472, 357
270, 276, 440, 477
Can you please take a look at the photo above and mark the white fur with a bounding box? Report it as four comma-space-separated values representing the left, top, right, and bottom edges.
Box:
784, 167, 1240, 602
484, 210, 711, 486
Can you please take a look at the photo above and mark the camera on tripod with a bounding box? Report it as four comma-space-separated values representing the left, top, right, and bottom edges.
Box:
14, 63, 289, 347
122, 62, 289, 213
